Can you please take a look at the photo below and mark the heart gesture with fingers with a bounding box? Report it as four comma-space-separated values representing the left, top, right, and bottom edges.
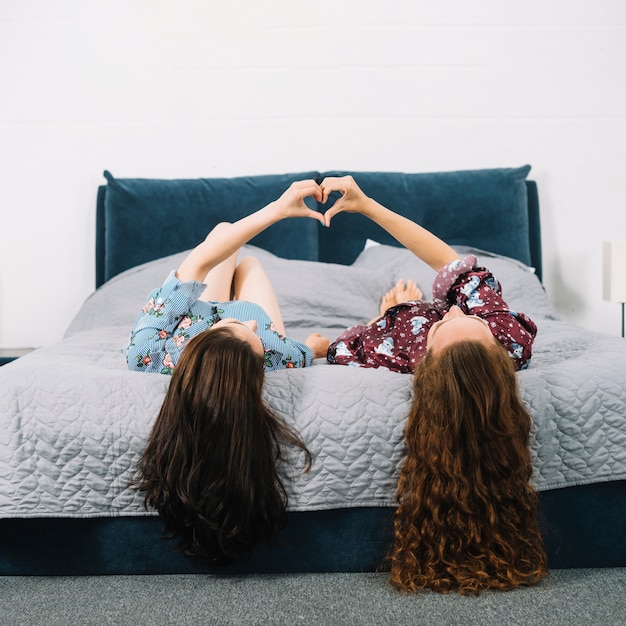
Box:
318, 175, 374, 227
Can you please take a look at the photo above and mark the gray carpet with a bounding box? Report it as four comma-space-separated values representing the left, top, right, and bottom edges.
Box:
1, 568, 625, 625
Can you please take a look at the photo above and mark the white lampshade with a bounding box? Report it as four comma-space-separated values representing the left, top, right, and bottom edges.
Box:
603, 241, 626, 302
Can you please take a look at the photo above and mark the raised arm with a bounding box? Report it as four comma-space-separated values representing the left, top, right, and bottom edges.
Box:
177, 180, 325, 282
320, 176, 459, 272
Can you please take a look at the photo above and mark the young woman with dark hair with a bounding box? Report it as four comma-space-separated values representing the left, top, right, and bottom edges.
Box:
126, 180, 329, 564
319, 175, 548, 594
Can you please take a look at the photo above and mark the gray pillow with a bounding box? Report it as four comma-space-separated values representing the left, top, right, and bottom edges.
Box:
353, 243, 557, 321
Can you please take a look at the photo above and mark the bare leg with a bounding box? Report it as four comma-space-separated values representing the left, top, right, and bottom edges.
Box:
197, 251, 239, 302
233, 256, 286, 336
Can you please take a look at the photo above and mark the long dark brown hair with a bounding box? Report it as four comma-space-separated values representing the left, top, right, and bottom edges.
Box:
389, 341, 548, 594
133, 327, 311, 565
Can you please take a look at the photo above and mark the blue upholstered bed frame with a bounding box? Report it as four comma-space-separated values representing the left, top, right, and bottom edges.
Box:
2, 167, 625, 576
95, 168, 544, 287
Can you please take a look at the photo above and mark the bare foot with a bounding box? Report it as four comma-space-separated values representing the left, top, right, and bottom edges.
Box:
379, 289, 397, 315
378, 279, 423, 315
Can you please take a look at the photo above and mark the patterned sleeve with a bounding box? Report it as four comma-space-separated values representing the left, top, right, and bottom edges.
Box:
253, 315, 314, 370
327, 323, 371, 368
432, 255, 537, 370
263, 336, 314, 370
126, 271, 217, 374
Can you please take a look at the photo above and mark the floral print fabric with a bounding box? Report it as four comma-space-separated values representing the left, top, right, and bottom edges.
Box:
126, 270, 313, 374
327, 255, 537, 373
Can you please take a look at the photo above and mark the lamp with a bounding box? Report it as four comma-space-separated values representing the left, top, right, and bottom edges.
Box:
603, 241, 626, 337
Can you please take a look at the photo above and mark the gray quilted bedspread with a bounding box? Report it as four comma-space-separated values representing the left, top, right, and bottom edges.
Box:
1, 245, 625, 519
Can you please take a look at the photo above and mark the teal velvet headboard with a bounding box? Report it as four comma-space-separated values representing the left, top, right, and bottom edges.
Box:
96, 166, 541, 288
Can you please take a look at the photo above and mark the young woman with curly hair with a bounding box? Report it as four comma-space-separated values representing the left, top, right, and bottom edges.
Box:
320, 175, 548, 594
390, 341, 547, 594
127, 180, 329, 565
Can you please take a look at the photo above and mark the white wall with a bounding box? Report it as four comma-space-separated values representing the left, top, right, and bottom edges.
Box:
1, 0, 625, 348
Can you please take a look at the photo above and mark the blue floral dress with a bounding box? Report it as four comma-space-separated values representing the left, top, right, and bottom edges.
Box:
126, 271, 313, 374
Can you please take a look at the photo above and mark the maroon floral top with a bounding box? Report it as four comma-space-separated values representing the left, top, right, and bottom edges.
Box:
327, 255, 537, 373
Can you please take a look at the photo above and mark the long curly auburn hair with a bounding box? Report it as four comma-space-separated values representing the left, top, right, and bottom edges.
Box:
133, 327, 311, 565
389, 340, 548, 595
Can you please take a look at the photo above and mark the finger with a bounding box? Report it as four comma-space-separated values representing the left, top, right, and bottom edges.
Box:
294, 180, 323, 203
302, 208, 326, 225
319, 176, 348, 200
310, 181, 323, 202
289, 181, 324, 222
323, 202, 343, 227
320, 186, 329, 204
320, 175, 352, 188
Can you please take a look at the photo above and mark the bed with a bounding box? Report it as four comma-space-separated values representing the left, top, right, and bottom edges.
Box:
1, 166, 625, 575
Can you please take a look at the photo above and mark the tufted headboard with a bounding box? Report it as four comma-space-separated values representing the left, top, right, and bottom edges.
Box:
96, 165, 542, 288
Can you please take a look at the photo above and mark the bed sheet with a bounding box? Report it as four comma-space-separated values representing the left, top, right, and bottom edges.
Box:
1, 245, 625, 519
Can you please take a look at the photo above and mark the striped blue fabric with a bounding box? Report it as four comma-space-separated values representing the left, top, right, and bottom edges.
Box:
126, 271, 312, 374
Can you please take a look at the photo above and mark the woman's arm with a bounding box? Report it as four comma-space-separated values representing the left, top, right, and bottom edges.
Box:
177, 180, 324, 282
320, 176, 459, 272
